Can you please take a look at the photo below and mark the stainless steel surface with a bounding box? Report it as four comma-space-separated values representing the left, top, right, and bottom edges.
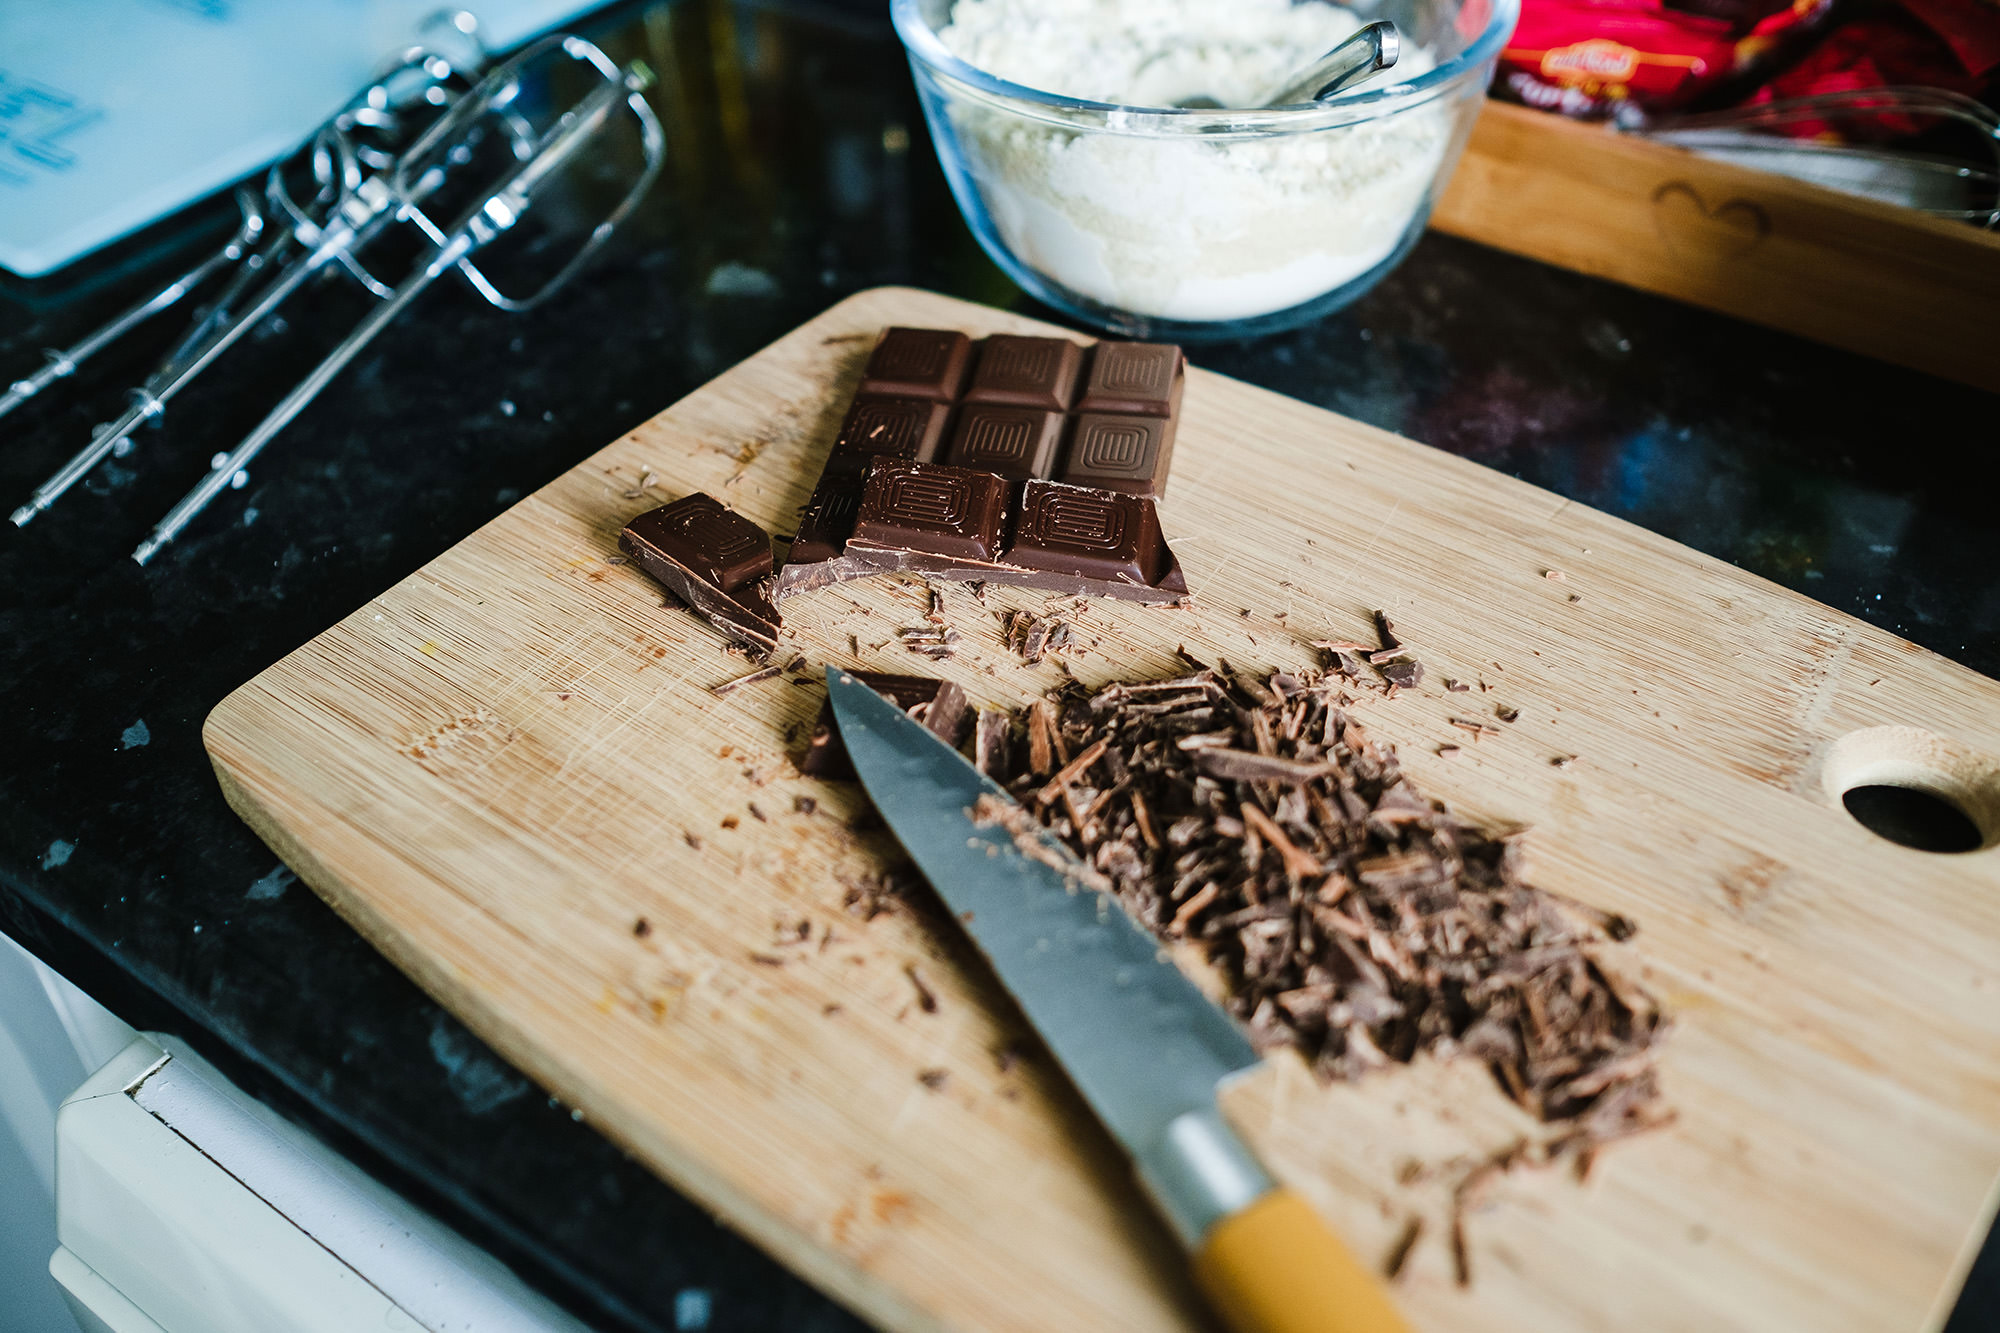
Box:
0, 193, 265, 426
6, 42, 480, 528
828, 670, 1272, 1244
1174, 21, 1401, 110
1264, 21, 1401, 106
132, 39, 663, 564
7, 26, 662, 552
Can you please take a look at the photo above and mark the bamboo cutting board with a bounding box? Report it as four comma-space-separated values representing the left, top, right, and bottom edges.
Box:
206, 288, 2000, 1333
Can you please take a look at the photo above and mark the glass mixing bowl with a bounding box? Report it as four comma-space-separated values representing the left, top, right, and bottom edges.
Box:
891, 0, 1519, 342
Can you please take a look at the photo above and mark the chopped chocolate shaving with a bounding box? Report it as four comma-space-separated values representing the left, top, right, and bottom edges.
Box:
975, 709, 1012, 777
979, 664, 1669, 1161
800, 671, 970, 779
1003, 608, 1079, 666
1496, 705, 1520, 724
1384, 1216, 1424, 1281
1379, 659, 1424, 689
906, 963, 940, 1014
633, 917, 651, 938
917, 1068, 950, 1091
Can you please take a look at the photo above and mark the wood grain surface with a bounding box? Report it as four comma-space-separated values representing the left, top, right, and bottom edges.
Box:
1431, 101, 2000, 395
205, 287, 2000, 1333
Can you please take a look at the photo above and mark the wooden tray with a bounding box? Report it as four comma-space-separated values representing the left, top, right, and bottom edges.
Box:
205, 287, 2000, 1333
1432, 100, 2000, 395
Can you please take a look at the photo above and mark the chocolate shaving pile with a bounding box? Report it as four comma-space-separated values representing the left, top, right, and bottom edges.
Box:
1001, 608, 1079, 666
985, 662, 1671, 1154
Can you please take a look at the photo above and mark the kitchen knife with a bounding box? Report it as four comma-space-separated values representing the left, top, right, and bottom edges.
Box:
827, 669, 1412, 1333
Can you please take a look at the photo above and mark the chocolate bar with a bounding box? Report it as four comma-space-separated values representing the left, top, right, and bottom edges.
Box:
776, 327, 1188, 603
798, 670, 971, 779
620, 494, 782, 654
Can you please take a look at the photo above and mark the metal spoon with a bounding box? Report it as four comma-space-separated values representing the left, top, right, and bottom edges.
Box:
1175, 21, 1400, 110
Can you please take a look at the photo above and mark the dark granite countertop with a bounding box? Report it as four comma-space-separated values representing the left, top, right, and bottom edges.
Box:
2, 1, 1995, 1329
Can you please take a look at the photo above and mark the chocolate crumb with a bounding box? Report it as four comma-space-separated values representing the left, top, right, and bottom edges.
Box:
905, 963, 939, 1014
633, 917, 651, 938
1379, 659, 1424, 689
747, 803, 767, 822
1496, 705, 1520, 723
720, 816, 740, 830
710, 664, 782, 696
795, 795, 818, 815
917, 1068, 949, 1091
1384, 1217, 1424, 1280
684, 831, 704, 850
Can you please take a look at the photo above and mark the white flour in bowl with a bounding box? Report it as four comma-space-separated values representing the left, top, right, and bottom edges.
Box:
936, 0, 1454, 323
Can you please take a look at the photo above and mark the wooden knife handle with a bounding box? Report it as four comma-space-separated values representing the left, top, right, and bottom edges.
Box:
1192, 1188, 1414, 1333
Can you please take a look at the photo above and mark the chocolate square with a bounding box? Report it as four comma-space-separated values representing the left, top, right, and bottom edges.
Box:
859, 328, 972, 402
1077, 342, 1183, 417
1059, 413, 1175, 498
852, 461, 1008, 562
620, 495, 782, 653
786, 468, 867, 565
1002, 481, 1167, 587
964, 335, 1083, 411
623, 494, 771, 592
833, 395, 950, 465
944, 405, 1064, 480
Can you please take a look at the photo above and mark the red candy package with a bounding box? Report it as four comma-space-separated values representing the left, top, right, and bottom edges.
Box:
1496, 0, 1838, 119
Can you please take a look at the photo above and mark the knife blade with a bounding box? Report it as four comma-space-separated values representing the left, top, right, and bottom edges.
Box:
828, 669, 1411, 1333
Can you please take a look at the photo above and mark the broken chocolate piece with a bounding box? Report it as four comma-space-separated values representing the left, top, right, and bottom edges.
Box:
799, 670, 971, 780
1002, 481, 1167, 587
858, 327, 972, 402
786, 470, 866, 568
852, 461, 1010, 562
621, 495, 781, 653
626, 493, 771, 592
964, 334, 1083, 410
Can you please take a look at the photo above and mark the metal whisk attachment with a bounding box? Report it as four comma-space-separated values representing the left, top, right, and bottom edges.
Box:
5, 27, 663, 566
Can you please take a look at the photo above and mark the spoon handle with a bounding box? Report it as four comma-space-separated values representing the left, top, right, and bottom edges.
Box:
1265, 21, 1401, 105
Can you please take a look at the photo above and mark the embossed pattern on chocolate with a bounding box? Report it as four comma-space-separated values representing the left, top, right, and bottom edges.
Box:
945, 405, 1064, 480
621, 494, 782, 653
1004, 480, 1167, 586
963, 334, 1083, 411
834, 395, 951, 465
630, 493, 772, 592
852, 461, 1008, 561
1076, 341, 1183, 418
1060, 414, 1173, 497
858, 327, 972, 401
